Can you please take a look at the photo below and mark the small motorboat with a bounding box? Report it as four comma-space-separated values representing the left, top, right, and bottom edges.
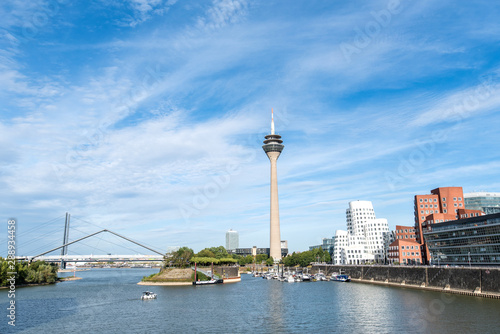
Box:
141, 291, 157, 300
330, 274, 351, 282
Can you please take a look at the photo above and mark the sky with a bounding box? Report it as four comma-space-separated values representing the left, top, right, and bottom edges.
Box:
1, 0, 500, 257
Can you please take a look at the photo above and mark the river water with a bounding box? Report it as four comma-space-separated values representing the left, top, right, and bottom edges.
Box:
1, 268, 499, 333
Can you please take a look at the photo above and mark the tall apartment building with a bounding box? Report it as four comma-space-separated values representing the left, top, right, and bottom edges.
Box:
225, 229, 239, 251
332, 200, 390, 264
414, 187, 484, 263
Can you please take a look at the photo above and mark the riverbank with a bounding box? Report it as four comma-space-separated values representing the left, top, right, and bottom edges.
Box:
350, 278, 500, 299
312, 264, 500, 299
58, 268, 90, 273
59, 276, 82, 281
138, 281, 192, 286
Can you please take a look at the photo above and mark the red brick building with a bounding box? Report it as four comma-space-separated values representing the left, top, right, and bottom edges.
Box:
388, 225, 421, 264
414, 187, 484, 264
388, 239, 422, 265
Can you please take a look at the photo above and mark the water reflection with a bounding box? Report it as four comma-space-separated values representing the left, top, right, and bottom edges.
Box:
1, 270, 499, 333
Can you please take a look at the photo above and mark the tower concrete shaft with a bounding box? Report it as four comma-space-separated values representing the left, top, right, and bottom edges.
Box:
268, 151, 281, 261
262, 110, 284, 262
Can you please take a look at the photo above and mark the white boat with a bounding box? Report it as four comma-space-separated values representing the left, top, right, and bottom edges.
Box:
141, 291, 157, 300
314, 273, 328, 281
287, 275, 295, 283
330, 273, 351, 282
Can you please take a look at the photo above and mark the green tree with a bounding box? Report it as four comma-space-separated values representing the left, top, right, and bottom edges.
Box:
282, 249, 332, 267
265, 258, 274, 266
207, 246, 229, 259
255, 254, 268, 264
167, 247, 194, 268
0, 258, 57, 286
196, 249, 216, 258
238, 255, 254, 266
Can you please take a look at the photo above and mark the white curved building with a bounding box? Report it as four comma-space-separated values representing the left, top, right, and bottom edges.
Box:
333, 200, 390, 264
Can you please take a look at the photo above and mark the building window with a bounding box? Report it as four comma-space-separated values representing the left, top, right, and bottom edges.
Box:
424, 199, 428, 202
442, 197, 446, 201
443, 203, 447, 207
444, 210, 447, 213
453, 197, 457, 201
419, 199, 423, 202
454, 203, 457, 207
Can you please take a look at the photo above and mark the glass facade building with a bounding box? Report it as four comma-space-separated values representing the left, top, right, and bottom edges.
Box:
309, 237, 334, 256
465, 192, 500, 214
423, 213, 500, 266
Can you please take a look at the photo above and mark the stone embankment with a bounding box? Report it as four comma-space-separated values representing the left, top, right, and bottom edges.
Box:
311, 264, 500, 299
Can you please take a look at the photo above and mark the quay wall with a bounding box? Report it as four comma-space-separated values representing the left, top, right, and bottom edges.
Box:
311, 265, 500, 296
213, 266, 239, 279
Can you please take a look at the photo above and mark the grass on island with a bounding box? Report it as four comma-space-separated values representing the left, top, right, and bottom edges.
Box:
142, 268, 212, 282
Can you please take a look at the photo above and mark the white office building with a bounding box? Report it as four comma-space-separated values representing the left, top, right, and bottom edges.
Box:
225, 229, 239, 251
332, 200, 390, 264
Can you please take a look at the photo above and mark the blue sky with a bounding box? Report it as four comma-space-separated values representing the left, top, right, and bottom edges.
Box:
1, 0, 500, 256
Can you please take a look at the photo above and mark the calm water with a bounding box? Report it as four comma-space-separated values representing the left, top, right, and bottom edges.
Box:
1, 268, 500, 333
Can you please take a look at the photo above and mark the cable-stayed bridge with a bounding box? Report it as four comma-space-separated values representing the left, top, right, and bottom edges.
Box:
34, 254, 164, 263
3, 213, 166, 268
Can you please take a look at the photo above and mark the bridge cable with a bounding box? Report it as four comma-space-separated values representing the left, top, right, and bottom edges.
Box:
71, 216, 164, 253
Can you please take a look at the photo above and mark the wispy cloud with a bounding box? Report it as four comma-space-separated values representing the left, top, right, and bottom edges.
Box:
1, 0, 500, 254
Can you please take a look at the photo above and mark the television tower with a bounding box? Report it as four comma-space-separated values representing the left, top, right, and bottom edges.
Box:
262, 109, 284, 262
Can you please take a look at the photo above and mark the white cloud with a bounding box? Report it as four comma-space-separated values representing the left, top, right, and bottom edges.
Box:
196, 0, 248, 32
411, 76, 500, 126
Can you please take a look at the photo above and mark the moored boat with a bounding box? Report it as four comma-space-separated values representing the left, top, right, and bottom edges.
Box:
192, 278, 223, 285
330, 273, 351, 282
314, 273, 328, 281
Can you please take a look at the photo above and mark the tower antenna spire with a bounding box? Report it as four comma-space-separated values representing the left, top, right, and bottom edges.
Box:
271, 108, 275, 135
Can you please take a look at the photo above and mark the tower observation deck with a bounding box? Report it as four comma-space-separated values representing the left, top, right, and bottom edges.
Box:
262, 109, 284, 262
